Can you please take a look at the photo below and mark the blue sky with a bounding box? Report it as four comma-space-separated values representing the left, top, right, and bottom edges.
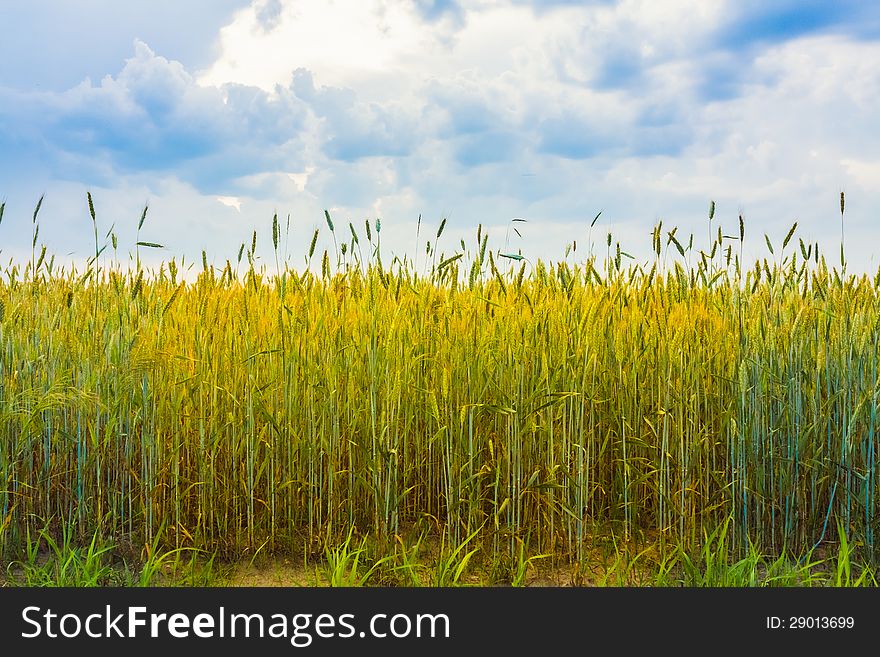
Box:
1, 0, 879, 272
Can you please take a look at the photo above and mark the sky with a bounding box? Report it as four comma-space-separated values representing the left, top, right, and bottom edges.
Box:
1, 0, 879, 274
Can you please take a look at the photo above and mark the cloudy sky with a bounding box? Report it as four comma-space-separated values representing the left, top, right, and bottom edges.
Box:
1, 0, 879, 273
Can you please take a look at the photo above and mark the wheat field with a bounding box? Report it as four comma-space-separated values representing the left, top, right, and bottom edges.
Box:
0, 194, 877, 584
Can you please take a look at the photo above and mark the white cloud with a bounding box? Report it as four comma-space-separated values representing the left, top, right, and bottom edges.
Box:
217, 195, 243, 211
3, 0, 880, 272
0, 40, 313, 191
841, 158, 880, 190
287, 168, 315, 192
199, 0, 433, 93
0, 0, 248, 91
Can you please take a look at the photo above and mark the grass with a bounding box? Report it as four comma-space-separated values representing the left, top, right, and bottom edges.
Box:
8, 523, 116, 587
2, 517, 875, 587
0, 192, 878, 586
320, 527, 393, 586
3, 518, 224, 587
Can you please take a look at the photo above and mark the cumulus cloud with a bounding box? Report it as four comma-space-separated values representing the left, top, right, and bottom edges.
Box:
2, 0, 880, 272
291, 69, 428, 161
0, 0, 248, 91
0, 41, 311, 193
